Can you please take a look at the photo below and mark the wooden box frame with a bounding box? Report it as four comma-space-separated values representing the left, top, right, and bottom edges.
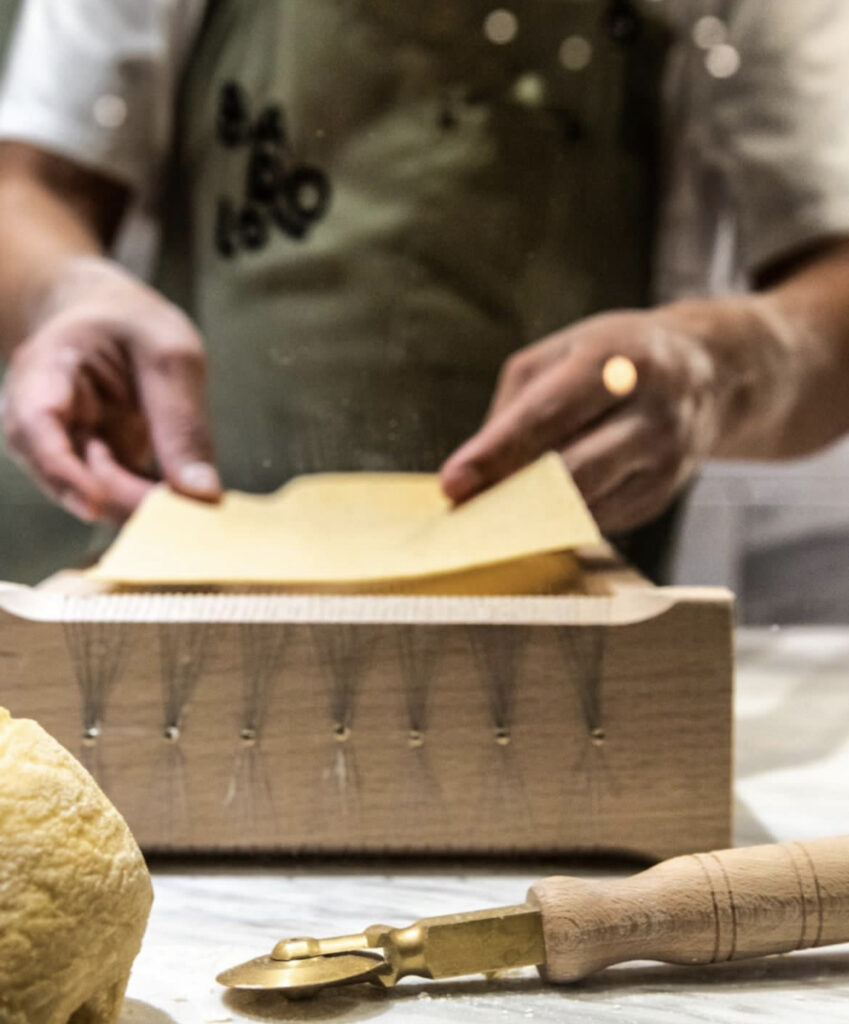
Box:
0, 549, 733, 860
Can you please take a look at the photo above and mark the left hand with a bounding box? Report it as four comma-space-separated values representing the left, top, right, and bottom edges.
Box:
440, 309, 725, 535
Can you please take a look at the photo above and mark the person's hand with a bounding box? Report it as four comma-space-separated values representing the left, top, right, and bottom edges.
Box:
441, 308, 729, 535
1, 258, 220, 522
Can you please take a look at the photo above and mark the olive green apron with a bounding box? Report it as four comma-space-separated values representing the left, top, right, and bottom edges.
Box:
0, 2, 20, 51
0, 0, 670, 582
159, 0, 668, 488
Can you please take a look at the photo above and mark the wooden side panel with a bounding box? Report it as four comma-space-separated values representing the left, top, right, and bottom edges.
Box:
0, 599, 732, 860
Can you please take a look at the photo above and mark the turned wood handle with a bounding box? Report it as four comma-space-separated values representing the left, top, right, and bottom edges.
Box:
528, 837, 849, 982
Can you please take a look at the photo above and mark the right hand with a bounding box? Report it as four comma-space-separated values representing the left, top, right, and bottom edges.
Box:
1, 258, 221, 522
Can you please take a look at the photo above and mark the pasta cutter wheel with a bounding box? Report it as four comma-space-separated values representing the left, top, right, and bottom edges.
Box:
217, 945, 387, 995
217, 909, 543, 996
217, 838, 849, 999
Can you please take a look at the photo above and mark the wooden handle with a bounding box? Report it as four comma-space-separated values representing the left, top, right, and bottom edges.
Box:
528, 837, 849, 982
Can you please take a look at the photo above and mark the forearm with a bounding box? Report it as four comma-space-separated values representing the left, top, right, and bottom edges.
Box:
658, 240, 849, 461
0, 142, 129, 354
751, 240, 849, 457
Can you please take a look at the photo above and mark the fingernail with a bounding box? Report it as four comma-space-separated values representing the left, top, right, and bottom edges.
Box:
177, 461, 221, 497
442, 462, 486, 503
59, 492, 98, 523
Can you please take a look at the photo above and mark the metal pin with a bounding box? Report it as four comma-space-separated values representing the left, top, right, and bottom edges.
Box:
82, 725, 101, 748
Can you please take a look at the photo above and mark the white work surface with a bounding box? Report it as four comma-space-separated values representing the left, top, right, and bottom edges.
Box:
122, 628, 849, 1024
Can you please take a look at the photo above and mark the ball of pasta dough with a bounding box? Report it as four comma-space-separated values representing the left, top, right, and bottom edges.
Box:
0, 708, 153, 1024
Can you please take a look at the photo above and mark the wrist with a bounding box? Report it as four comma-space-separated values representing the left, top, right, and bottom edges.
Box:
30, 255, 132, 331
655, 296, 802, 459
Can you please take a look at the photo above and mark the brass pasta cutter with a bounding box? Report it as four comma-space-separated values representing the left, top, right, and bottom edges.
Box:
218, 836, 849, 997
217, 904, 543, 994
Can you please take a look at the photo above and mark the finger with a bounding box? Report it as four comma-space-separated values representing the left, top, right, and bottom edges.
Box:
87, 344, 135, 405
84, 437, 154, 522
130, 326, 222, 502
99, 405, 155, 477
560, 410, 659, 507
589, 466, 681, 536
8, 411, 105, 522
487, 328, 584, 420
487, 346, 547, 420
441, 350, 620, 502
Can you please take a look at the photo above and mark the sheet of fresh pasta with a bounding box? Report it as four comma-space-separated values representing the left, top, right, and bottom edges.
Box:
90, 452, 601, 592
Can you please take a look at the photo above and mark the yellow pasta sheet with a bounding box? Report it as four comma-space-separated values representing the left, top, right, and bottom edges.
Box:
90, 453, 601, 593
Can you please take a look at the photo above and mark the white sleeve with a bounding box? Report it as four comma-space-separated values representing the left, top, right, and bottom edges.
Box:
0, 0, 206, 198
714, 0, 849, 272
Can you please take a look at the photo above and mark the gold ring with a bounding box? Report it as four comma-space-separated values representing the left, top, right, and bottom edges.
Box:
602, 355, 638, 397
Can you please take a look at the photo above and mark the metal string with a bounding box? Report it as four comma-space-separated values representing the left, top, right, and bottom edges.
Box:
223, 623, 289, 843
466, 624, 532, 841
310, 623, 369, 736
310, 624, 371, 830
466, 624, 528, 742
158, 623, 209, 737
395, 625, 447, 841
557, 624, 605, 740
395, 624, 442, 742
556, 625, 618, 831
238, 623, 290, 740
63, 621, 130, 782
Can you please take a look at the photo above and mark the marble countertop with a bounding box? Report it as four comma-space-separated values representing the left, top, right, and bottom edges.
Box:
122, 628, 849, 1024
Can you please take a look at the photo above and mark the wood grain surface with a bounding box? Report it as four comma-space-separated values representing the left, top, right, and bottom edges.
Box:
0, 550, 733, 859
530, 836, 849, 981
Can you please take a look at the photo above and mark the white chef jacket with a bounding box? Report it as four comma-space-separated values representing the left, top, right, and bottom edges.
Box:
1, 0, 849, 298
